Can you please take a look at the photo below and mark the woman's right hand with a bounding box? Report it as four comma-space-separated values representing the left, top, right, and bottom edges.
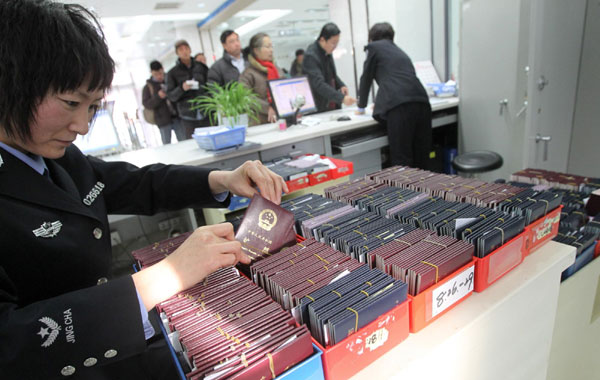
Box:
132, 223, 250, 310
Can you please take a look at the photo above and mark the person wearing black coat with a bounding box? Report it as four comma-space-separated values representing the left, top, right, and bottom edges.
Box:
357, 22, 432, 169
302, 23, 356, 113
142, 60, 185, 144
0, 2, 288, 379
166, 40, 210, 138
207, 30, 249, 87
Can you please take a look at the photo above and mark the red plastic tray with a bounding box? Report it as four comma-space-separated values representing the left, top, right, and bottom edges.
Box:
524, 205, 562, 255
595, 241, 600, 258
474, 230, 527, 292
408, 258, 476, 333
286, 176, 310, 193
326, 156, 354, 179
308, 170, 332, 186
312, 300, 409, 380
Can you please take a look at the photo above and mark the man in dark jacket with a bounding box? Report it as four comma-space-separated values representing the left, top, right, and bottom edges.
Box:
303, 23, 356, 113
166, 40, 209, 139
142, 61, 185, 144
357, 22, 431, 169
207, 30, 248, 87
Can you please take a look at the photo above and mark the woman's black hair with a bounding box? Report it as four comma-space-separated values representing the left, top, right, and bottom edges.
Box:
0, 0, 115, 142
368, 22, 395, 42
295, 49, 305, 57
248, 33, 269, 58
318, 22, 341, 41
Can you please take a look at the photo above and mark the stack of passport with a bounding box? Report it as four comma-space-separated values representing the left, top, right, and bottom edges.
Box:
250, 238, 364, 316
381, 196, 524, 257
298, 265, 408, 346
583, 215, 600, 236
280, 196, 419, 263
368, 166, 526, 207
511, 168, 594, 191
496, 188, 563, 225
156, 267, 313, 380
131, 232, 192, 269
554, 229, 598, 255
324, 177, 389, 204
279, 193, 348, 235
366, 229, 474, 295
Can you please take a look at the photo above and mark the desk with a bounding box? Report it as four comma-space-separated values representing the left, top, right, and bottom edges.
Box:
350, 240, 575, 380
103, 98, 458, 169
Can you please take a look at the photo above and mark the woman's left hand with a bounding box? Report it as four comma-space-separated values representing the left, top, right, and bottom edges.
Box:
208, 160, 289, 204
268, 106, 277, 123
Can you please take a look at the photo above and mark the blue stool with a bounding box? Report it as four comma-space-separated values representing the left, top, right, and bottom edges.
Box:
452, 150, 503, 176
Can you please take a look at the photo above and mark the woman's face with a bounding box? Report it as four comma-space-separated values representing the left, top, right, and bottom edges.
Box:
255, 36, 273, 62
1, 84, 104, 159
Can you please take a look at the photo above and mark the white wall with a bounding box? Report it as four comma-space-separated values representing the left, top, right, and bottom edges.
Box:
567, 0, 600, 177
368, 0, 432, 62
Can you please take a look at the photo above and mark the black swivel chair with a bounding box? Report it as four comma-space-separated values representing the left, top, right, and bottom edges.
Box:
452, 150, 503, 176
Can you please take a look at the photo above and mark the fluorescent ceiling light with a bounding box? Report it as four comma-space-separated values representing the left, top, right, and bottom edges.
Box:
102, 12, 209, 23
236, 9, 292, 37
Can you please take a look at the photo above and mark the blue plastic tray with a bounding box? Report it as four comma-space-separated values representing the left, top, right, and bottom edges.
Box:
192, 125, 246, 150
561, 241, 597, 281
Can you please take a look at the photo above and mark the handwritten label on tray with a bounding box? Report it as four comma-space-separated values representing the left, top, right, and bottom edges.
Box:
431, 265, 474, 318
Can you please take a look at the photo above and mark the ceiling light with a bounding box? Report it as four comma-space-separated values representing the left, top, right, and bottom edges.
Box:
236, 9, 292, 37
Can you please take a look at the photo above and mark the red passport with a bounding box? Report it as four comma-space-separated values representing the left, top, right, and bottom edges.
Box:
235, 194, 297, 265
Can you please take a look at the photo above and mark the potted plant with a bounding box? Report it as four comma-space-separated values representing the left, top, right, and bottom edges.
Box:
189, 81, 262, 128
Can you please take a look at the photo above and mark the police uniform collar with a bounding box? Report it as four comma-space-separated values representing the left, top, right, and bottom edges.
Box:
0, 149, 101, 222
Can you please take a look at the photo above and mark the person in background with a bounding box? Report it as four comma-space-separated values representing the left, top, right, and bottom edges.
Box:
142, 60, 185, 144
0, 1, 288, 378
166, 40, 209, 139
239, 33, 283, 126
289, 49, 305, 77
207, 30, 248, 87
303, 22, 356, 113
194, 52, 207, 65
239, 33, 284, 126
357, 22, 431, 169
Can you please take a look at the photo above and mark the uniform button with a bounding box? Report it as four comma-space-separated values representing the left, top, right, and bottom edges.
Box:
93, 227, 103, 240
104, 349, 118, 358
83, 357, 97, 367
61, 365, 76, 376
96, 277, 108, 285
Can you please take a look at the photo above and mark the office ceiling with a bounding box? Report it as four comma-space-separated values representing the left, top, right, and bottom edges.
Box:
67, 0, 329, 65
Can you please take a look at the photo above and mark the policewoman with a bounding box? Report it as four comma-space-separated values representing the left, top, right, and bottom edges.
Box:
0, 1, 287, 379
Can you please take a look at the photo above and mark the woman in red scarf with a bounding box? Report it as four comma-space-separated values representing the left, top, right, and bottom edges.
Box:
239, 33, 285, 126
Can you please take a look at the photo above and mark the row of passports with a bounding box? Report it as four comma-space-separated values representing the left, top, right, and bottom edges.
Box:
248, 239, 408, 346
155, 267, 313, 380
364, 165, 527, 208
511, 168, 599, 191
281, 189, 526, 258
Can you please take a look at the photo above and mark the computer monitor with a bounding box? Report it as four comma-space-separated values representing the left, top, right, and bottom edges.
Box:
73, 108, 122, 157
268, 76, 317, 123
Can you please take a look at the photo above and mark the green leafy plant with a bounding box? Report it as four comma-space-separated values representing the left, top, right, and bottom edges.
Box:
189, 81, 262, 127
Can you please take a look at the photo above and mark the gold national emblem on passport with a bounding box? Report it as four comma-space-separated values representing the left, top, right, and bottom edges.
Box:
258, 209, 277, 231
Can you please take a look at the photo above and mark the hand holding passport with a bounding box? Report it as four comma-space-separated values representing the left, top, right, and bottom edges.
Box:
235, 194, 298, 274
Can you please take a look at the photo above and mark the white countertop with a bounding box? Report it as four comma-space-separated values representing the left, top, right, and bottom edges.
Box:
104, 98, 458, 168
